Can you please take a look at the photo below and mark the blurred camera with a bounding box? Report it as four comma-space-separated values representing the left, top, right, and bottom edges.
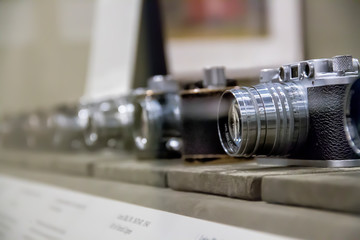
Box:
132, 75, 182, 159
83, 97, 134, 151
181, 66, 237, 161
48, 104, 88, 151
23, 110, 53, 150
218, 55, 360, 167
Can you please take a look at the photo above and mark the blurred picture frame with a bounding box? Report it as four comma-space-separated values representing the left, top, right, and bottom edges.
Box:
161, 0, 303, 80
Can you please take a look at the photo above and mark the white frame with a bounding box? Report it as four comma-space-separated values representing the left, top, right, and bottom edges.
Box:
165, 0, 303, 79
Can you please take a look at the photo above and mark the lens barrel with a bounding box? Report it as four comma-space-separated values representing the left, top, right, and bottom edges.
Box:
218, 82, 308, 157
133, 95, 163, 151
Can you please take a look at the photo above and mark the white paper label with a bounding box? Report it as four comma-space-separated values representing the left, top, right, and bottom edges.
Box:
0, 174, 292, 240
83, 0, 142, 102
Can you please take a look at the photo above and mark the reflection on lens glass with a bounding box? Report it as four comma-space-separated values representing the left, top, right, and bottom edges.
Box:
228, 100, 241, 145
133, 102, 145, 150
141, 107, 149, 141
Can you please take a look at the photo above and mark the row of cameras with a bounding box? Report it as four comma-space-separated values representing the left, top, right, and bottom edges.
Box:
1, 55, 360, 165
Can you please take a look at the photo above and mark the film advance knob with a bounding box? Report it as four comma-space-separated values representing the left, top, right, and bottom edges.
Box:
332, 55, 353, 72
203, 66, 227, 88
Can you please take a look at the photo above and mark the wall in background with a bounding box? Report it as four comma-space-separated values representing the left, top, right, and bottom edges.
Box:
0, 0, 94, 114
304, 0, 360, 59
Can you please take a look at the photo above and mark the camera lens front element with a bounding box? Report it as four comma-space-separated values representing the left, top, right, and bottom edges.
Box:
345, 78, 360, 155
218, 88, 260, 157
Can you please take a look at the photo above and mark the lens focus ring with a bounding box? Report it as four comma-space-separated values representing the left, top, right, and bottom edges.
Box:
218, 82, 308, 157
345, 78, 360, 155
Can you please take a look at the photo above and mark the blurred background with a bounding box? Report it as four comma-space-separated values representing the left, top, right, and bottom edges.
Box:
1, 0, 360, 114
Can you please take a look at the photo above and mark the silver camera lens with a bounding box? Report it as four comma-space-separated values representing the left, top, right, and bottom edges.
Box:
49, 105, 88, 150
218, 82, 308, 157
133, 96, 162, 151
228, 100, 242, 146
345, 78, 360, 155
84, 111, 99, 147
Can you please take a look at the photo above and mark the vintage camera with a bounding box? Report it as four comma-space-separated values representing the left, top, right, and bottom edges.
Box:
181, 66, 237, 161
23, 110, 54, 150
218, 55, 360, 167
132, 75, 182, 159
83, 97, 134, 151
47, 104, 88, 151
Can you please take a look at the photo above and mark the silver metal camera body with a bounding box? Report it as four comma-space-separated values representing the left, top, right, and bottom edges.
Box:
132, 75, 182, 159
218, 55, 360, 167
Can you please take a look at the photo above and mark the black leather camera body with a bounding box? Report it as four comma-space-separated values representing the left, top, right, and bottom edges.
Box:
181, 66, 238, 161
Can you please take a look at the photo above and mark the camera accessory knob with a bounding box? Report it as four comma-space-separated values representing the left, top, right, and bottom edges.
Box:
332, 55, 353, 72
260, 69, 279, 83
203, 66, 226, 88
148, 75, 178, 93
